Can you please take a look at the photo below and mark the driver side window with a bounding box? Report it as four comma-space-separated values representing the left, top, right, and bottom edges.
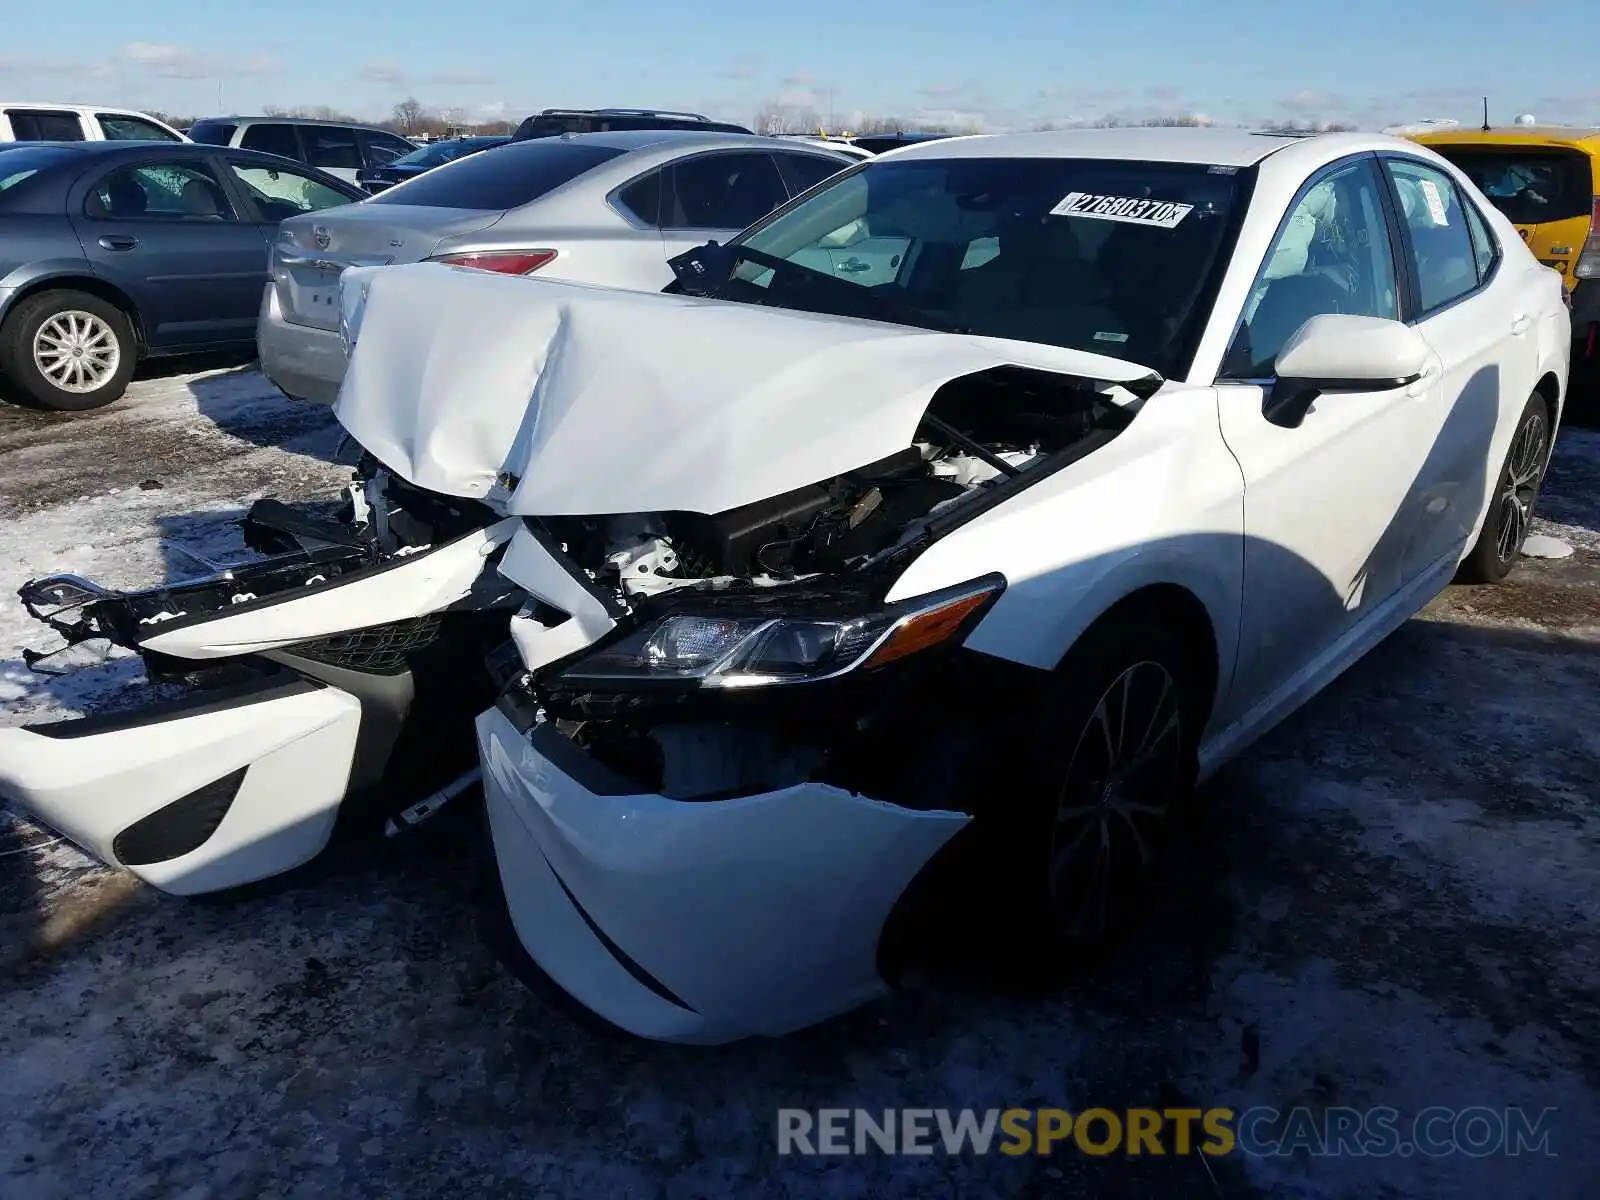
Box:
1224, 158, 1399, 378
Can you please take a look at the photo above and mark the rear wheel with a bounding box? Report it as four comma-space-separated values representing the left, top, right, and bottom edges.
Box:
0, 290, 137, 411
1456, 391, 1551, 584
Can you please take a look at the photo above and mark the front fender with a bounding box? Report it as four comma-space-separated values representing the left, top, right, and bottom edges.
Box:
883, 388, 1245, 718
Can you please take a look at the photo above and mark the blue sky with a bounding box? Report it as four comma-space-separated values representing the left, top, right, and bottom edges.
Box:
1, 0, 1590, 132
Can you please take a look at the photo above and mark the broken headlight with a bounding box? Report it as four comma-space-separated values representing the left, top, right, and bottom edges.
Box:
556, 575, 1004, 689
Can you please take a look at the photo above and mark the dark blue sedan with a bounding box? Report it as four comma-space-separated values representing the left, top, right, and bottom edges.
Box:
0, 141, 365, 410
354, 135, 511, 194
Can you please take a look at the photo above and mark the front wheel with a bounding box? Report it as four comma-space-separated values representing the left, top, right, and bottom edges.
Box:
1456, 391, 1552, 584
0, 290, 138, 412
963, 617, 1202, 983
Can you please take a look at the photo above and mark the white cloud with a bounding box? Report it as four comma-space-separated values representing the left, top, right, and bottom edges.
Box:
122, 42, 208, 79
118, 42, 279, 81
909, 107, 992, 132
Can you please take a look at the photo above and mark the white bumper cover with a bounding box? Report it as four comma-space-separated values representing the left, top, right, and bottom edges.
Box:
0, 680, 361, 895
477, 705, 970, 1044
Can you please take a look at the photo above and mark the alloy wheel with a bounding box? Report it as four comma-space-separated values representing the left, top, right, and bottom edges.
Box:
1494, 409, 1548, 565
32, 311, 121, 395
1048, 659, 1184, 939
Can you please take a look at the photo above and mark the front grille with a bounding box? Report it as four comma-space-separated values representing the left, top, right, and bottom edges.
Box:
290, 614, 443, 674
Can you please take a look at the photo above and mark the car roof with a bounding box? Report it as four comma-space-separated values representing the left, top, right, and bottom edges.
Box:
880, 127, 1305, 166
0, 101, 160, 116
510, 128, 852, 155
0, 140, 212, 156
192, 115, 401, 132
1411, 125, 1600, 151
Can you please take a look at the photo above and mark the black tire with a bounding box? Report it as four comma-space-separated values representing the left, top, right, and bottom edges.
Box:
0, 289, 138, 411
955, 615, 1204, 986
1455, 391, 1552, 585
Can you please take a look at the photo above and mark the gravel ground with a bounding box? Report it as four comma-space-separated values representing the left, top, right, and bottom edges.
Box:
1, 364, 1598, 1199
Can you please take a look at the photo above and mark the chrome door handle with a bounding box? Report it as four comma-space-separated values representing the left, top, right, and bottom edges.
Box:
98, 235, 137, 251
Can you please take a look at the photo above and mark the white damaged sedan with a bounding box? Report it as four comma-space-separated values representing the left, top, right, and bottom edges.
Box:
0, 128, 1570, 1043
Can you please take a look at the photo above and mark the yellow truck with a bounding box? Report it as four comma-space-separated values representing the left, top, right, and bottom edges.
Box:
1411, 125, 1600, 360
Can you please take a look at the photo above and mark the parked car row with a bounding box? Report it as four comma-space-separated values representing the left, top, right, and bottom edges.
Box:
260, 130, 861, 403
0, 122, 863, 410
0, 125, 1572, 1047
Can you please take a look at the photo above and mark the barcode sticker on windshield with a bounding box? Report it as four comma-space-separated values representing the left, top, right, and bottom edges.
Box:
1050, 192, 1194, 228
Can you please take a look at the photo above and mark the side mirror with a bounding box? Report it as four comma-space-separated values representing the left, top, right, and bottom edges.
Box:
1266, 314, 1432, 428
667, 239, 735, 296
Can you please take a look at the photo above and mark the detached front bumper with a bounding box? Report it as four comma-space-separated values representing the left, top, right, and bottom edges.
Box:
2, 509, 521, 894
477, 704, 970, 1044
0, 671, 361, 894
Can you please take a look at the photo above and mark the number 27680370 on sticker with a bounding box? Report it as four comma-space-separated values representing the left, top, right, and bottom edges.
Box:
1049, 192, 1195, 228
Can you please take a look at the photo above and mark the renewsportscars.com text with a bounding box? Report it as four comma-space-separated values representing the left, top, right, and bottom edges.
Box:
776, 1106, 1557, 1158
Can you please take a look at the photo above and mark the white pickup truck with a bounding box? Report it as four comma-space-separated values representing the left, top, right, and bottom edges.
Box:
0, 102, 189, 143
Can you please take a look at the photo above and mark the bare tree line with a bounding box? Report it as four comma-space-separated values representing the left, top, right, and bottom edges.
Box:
148, 97, 1362, 139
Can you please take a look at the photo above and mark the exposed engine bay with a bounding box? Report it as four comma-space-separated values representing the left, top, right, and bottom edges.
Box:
534, 364, 1131, 603
5, 360, 1138, 877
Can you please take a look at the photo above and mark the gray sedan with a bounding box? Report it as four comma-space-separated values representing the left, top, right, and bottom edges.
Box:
0, 141, 362, 410
258, 130, 856, 404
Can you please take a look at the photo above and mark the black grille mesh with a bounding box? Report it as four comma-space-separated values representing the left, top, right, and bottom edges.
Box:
290, 615, 443, 674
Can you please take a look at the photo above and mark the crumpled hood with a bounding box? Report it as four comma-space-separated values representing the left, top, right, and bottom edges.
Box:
334, 261, 1161, 517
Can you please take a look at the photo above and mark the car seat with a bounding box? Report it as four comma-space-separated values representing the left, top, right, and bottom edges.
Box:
103, 173, 148, 217
950, 207, 1096, 338
178, 176, 229, 218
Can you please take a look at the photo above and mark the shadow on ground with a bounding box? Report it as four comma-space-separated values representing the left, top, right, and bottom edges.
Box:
187, 364, 343, 464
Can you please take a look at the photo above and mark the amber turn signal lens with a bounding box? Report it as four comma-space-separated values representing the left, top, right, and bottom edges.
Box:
860, 589, 995, 669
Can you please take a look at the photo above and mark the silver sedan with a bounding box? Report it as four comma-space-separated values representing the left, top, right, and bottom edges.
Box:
257, 129, 856, 403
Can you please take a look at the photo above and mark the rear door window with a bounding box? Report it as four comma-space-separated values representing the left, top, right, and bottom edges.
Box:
666, 151, 788, 230
775, 151, 849, 195
240, 123, 303, 161
1462, 194, 1500, 282
86, 162, 237, 220
614, 169, 664, 226
97, 114, 181, 142
5, 109, 86, 141
1384, 158, 1481, 313
1427, 146, 1593, 226
368, 141, 625, 209
305, 126, 361, 170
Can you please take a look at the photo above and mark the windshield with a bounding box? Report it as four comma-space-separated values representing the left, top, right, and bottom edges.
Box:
720, 155, 1247, 376
1426, 145, 1592, 226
